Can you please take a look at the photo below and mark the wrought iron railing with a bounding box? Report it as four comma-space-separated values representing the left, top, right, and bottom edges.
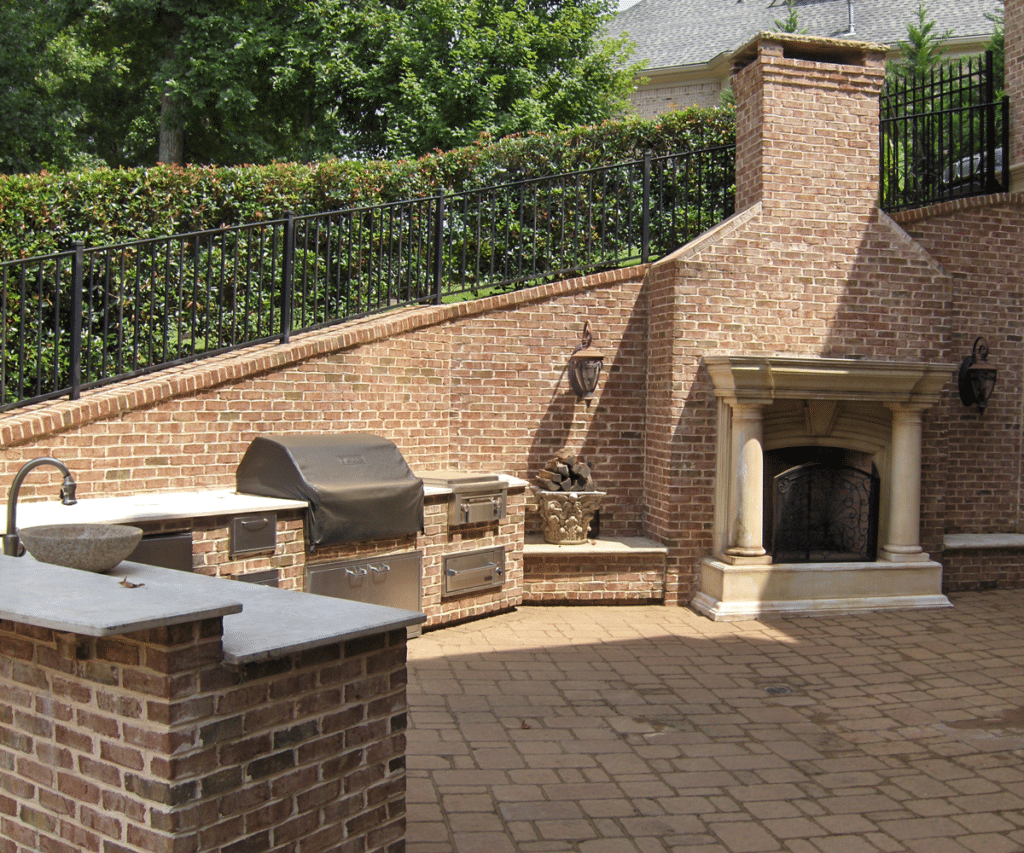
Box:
0, 145, 736, 411
880, 51, 1008, 213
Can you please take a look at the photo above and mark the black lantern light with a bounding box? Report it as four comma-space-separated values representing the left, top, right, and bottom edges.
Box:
568, 321, 604, 401
958, 337, 998, 414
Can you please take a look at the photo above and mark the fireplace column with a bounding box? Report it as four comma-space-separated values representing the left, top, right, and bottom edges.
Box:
725, 402, 772, 564
881, 403, 930, 562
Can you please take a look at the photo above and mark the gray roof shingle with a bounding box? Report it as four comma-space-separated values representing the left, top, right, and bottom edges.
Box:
608, 0, 1000, 70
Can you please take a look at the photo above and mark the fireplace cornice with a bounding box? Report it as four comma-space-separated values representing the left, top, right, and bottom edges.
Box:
703, 354, 950, 405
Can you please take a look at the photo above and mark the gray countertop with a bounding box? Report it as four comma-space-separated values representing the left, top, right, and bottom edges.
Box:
0, 554, 424, 665
6, 477, 529, 529
8, 489, 308, 528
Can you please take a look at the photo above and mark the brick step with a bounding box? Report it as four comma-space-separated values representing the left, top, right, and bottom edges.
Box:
522, 535, 668, 603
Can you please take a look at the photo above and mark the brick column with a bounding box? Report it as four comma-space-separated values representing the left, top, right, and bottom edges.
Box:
1008, 0, 1024, 191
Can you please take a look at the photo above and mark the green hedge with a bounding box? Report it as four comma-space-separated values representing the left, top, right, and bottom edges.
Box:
0, 108, 734, 262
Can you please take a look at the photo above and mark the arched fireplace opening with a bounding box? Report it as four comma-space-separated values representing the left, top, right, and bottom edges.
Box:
764, 446, 880, 563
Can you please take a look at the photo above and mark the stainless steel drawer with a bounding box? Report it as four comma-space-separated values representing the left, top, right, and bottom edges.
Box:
452, 491, 507, 525
442, 546, 505, 597
230, 513, 277, 556
305, 551, 422, 636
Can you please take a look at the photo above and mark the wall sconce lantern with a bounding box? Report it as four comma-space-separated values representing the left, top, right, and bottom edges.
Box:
958, 337, 998, 414
568, 321, 604, 401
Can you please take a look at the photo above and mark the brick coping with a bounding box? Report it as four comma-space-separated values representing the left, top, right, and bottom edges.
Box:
888, 192, 1024, 224
0, 265, 647, 448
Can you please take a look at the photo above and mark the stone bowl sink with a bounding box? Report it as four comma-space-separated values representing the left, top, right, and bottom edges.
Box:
19, 524, 144, 573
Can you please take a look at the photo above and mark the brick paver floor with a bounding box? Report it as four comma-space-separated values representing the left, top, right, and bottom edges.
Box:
406, 590, 1024, 853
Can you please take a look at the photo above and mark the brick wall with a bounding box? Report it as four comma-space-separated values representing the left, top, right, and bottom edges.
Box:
943, 548, 1024, 591
0, 269, 647, 542
628, 80, 725, 117
0, 618, 407, 853
1008, 0, 1024, 188
523, 552, 666, 602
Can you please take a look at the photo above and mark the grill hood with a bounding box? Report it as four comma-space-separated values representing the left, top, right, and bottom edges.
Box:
236, 434, 424, 550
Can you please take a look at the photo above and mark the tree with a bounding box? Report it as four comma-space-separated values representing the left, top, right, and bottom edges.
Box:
0, 0, 641, 172
0, 0, 110, 174
315, 0, 640, 159
773, 0, 805, 34
889, 1, 952, 80
986, 0, 1004, 94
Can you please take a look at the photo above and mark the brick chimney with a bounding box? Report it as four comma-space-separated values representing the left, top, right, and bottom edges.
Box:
1007, 0, 1024, 190
731, 33, 889, 218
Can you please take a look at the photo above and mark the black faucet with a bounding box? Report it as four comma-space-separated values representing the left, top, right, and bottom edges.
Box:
3, 458, 78, 557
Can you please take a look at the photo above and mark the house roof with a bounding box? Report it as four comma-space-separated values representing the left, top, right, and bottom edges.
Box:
608, 0, 1000, 71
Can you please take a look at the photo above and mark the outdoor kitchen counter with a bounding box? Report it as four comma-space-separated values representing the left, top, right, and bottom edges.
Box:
0, 553, 425, 664
5, 489, 309, 528
4, 477, 530, 527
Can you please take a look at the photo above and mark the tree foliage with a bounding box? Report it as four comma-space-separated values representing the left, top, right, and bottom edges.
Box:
0, 107, 735, 261
773, 0, 805, 34
0, 0, 642, 174
888, 1, 952, 80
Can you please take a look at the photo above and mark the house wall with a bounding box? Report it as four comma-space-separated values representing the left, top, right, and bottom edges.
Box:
630, 80, 725, 117
0, 617, 407, 853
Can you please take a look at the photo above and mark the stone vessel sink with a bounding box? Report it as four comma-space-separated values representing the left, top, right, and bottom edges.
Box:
19, 524, 143, 572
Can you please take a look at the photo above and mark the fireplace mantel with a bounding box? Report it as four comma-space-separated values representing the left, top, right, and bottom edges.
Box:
693, 353, 952, 621
703, 354, 950, 405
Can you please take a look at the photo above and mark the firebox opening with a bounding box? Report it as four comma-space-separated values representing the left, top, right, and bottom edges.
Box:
764, 446, 880, 563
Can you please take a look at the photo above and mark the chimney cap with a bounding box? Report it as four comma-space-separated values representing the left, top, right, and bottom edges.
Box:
731, 32, 888, 74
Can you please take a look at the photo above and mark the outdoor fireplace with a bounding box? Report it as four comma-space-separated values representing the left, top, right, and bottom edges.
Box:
694, 354, 952, 620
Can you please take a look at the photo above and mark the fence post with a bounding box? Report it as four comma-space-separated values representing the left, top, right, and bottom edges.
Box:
984, 51, 999, 194
69, 242, 84, 401
1002, 94, 1010, 190
433, 195, 445, 305
281, 212, 295, 344
641, 153, 651, 265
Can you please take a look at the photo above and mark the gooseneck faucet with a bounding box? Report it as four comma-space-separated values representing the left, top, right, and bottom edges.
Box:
3, 458, 77, 557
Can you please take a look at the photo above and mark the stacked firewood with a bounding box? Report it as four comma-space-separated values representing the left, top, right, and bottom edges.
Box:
537, 454, 597, 492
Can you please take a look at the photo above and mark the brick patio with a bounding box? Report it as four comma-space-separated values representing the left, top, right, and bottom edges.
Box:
407, 592, 1024, 852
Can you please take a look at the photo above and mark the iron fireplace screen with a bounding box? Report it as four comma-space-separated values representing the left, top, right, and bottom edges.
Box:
236, 434, 424, 550
771, 462, 879, 563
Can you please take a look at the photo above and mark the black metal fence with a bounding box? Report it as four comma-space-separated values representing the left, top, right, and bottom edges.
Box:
0, 145, 735, 411
880, 51, 1008, 213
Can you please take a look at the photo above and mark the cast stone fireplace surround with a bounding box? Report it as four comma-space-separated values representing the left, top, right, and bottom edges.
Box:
693, 354, 953, 621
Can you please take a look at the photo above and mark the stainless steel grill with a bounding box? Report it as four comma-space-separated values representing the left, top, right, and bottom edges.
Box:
236, 433, 424, 551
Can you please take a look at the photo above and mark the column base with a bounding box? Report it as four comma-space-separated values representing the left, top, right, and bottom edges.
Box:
881, 545, 930, 563
720, 552, 773, 566
693, 557, 950, 621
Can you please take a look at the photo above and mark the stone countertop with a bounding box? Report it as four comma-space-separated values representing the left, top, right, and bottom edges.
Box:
0, 554, 424, 665
7, 476, 530, 527
8, 489, 308, 529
